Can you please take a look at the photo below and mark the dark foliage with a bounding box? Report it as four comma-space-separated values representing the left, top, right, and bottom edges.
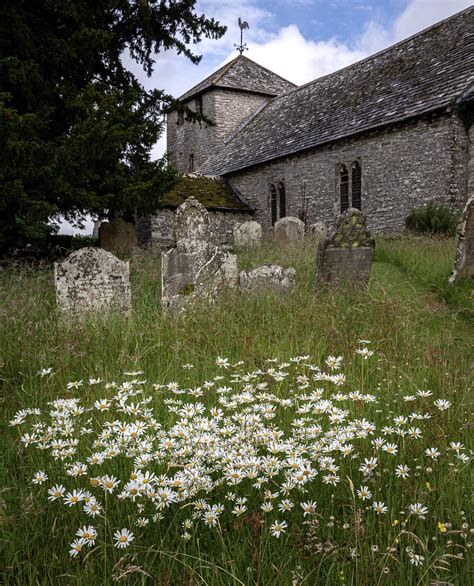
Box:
0, 1, 226, 253
406, 202, 460, 236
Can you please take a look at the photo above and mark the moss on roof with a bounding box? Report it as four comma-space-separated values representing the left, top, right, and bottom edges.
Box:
161, 175, 252, 212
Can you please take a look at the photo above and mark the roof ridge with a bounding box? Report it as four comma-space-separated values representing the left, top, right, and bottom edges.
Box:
261, 5, 474, 102
222, 6, 474, 148
212, 55, 241, 84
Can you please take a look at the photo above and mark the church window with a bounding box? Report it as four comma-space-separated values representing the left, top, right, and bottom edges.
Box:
195, 96, 203, 115
278, 181, 286, 219
189, 154, 195, 173
177, 110, 184, 125
351, 161, 362, 210
339, 164, 349, 213
270, 184, 277, 226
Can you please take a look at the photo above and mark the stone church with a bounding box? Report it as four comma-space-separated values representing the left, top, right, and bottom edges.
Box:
145, 7, 473, 247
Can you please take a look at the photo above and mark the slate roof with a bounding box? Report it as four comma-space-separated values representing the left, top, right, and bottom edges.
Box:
161, 175, 252, 212
202, 7, 474, 176
179, 55, 296, 102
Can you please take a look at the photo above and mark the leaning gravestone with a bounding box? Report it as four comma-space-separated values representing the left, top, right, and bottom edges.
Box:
233, 221, 262, 249
240, 265, 296, 295
99, 217, 137, 254
449, 196, 474, 283
315, 208, 375, 287
274, 216, 305, 246
55, 247, 131, 315
161, 197, 238, 309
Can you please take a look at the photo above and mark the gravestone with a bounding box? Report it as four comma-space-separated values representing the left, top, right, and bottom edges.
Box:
233, 221, 262, 249
99, 217, 137, 254
315, 208, 374, 287
274, 216, 305, 246
55, 247, 131, 315
161, 197, 238, 309
240, 265, 296, 295
449, 196, 474, 283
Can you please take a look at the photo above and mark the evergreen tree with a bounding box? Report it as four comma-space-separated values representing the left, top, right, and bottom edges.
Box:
0, 1, 226, 252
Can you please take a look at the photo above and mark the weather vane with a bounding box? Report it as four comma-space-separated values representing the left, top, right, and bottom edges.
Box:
235, 17, 249, 55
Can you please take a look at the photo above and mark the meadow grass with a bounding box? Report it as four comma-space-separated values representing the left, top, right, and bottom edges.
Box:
0, 236, 472, 585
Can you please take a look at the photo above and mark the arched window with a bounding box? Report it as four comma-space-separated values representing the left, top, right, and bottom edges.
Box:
270, 184, 277, 226
339, 165, 349, 213
351, 161, 362, 210
278, 181, 286, 219
188, 153, 194, 172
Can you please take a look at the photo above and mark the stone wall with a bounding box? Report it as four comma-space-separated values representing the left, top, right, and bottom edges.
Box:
226, 113, 470, 234
167, 89, 269, 173
137, 208, 253, 250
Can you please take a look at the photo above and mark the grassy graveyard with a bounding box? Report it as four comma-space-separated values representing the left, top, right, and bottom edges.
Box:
0, 235, 472, 585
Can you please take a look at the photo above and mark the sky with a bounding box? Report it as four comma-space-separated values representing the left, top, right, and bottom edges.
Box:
62, 0, 472, 234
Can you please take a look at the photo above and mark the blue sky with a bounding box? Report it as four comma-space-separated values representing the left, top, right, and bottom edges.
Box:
63, 0, 472, 233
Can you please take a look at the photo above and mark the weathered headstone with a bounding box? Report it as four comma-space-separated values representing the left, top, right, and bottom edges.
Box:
233, 221, 262, 249
449, 196, 474, 283
315, 208, 374, 287
161, 197, 238, 309
308, 221, 327, 240
240, 265, 296, 295
55, 247, 131, 315
99, 217, 137, 254
274, 216, 305, 246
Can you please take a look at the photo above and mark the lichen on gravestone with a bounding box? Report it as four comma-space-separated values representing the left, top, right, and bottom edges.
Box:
54, 247, 131, 316
315, 208, 375, 288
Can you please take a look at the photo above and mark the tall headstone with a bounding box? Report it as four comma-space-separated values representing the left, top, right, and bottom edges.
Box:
55, 248, 131, 315
315, 208, 375, 288
449, 196, 474, 283
161, 197, 238, 309
233, 221, 262, 249
99, 217, 137, 254
274, 217, 305, 246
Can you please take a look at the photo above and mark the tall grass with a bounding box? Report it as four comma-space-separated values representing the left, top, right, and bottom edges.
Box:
0, 237, 472, 584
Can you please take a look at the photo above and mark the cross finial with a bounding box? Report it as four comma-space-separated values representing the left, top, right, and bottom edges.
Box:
235, 18, 249, 55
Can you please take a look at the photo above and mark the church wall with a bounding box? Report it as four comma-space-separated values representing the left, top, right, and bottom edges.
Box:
226, 113, 468, 233
212, 89, 269, 143
167, 89, 270, 173
166, 92, 219, 173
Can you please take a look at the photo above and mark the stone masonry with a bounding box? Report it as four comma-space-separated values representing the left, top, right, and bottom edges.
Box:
227, 114, 469, 234
137, 208, 251, 250
167, 89, 269, 173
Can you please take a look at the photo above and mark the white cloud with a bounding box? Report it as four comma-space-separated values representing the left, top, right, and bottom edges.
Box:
248, 25, 366, 85
393, 0, 473, 41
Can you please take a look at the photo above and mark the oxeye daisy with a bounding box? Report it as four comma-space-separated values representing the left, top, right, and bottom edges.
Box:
372, 501, 388, 514
47, 484, 66, 501
113, 528, 134, 549
357, 485, 372, 500
270, 520, 287, 538
69, 538, 86, 557
32, 470, 48, 484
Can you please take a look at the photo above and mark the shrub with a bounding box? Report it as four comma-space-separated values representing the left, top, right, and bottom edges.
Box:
406, 202, 459, 236
71, 235, 99, 250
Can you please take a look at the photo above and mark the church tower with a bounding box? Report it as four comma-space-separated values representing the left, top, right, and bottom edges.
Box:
167, 55, 295, 174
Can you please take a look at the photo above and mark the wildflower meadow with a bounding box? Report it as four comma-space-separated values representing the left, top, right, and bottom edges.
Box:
1, 236, 472, 584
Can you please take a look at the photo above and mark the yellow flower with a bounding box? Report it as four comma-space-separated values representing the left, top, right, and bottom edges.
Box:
392, 519, 399, 526
438, 522, 447, 533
